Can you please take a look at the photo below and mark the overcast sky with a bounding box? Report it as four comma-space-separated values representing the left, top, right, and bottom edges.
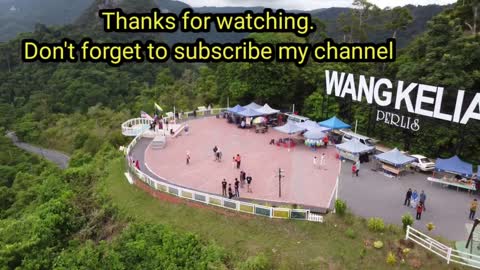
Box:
180, 0, 456, 10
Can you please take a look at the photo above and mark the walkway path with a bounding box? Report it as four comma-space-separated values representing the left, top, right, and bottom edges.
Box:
338, 160, 476, 241
6, 131, 70, 169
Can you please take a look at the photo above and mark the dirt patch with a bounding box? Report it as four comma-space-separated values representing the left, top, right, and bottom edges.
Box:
134, 180, 254, 219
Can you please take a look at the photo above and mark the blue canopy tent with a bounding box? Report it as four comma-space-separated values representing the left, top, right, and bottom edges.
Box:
336, 139, 374, 161
227, 104, 245, 114
237, 108, 264, 117
435, 155, 473, 177
243, 102, 262, 110
319, 116, 351, 130
274, 121, 305, 134
374, 148, 415, 167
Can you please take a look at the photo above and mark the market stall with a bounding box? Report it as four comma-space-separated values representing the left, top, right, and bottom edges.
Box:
373, 148, 415, 177
303, 128, 327, 149
255, 104, 280, 126
335, 139, 374, 162
429, 156, 476, 192
226, 105, 245, 124
273, 121, 306, 148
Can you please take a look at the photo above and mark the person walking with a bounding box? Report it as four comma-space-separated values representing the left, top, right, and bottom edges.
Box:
416, 202, 423, 220
246, 175, 252, 193
234, 178, 240, 197
135, 160, 140, 170
355, 160, 360, 176
419, 190, 427, 211
313, 156, 318, 168
186, 151, 190, 165
236, 154, 241, 169
470, 199, 478, 220
351, 163, 357, 177
404, 188, 412, 206
411, 190, 419, 208
228, 184, 233, 199
222, 179, 227, 197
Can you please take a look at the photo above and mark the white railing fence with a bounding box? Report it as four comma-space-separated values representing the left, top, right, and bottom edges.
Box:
121, 118, 153, 136
405, 226, 480, 269
124, 125, 316, 222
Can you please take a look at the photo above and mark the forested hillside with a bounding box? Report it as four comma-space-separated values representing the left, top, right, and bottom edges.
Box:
0, 0, 445, 47
0, 0, 479, 268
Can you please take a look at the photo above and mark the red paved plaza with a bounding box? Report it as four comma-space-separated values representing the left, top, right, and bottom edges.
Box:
144, 117, 340, 210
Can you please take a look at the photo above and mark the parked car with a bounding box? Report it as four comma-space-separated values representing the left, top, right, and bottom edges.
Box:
341, 131, 376, 147
410, 155, 436, 172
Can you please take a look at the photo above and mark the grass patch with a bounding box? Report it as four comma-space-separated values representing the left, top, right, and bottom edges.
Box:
102, 158, 465, 269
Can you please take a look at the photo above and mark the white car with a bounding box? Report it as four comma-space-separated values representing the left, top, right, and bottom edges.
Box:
411, 155, 436, 172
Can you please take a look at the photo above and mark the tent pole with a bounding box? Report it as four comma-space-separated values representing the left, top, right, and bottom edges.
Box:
292, 104, 295, 114
355, 120, 358, 133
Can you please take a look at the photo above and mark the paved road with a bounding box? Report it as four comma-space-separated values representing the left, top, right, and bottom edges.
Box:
6, 132, 70, 169
338, 160, 477, 241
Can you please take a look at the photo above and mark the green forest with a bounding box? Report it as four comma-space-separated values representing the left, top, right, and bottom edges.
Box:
0, 0, 479, 269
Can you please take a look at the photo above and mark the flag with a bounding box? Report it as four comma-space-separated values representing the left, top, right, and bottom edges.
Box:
140, 111, 153, 120
154, 103, 163, 112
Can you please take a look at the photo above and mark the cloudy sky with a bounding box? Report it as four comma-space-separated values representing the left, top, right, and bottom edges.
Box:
180, 0, 457, 10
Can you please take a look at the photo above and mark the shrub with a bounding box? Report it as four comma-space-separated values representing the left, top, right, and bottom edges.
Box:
344, 213, 355, 225
386, 252, 397, 265
373, 240, 383, 249
402, 248, 411, 256
401, 213, 414, 231
367, 217, 385, 232
426, 222, 435, 231
238, 253, 271, 270
345, 228, 356, 239
335, 199, 347, 216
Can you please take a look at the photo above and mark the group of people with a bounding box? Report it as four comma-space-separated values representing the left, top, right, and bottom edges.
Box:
313, 153, 327, 169
212, 146, 252, 199
222, 171, 253, 199
404, 189, 427, 220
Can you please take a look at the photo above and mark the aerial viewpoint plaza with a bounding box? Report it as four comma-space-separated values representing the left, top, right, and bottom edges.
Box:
4, 0, 480, 269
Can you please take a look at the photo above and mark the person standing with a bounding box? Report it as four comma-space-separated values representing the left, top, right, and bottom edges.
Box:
323, 136, 329, 148
419, 190, 427, 211
246, 175, 252, 193
313, 156, 318, 168
404, 188, 412, 206
470, 199, 478, 220
351, 163, 357, 177
222, 179, 227, 197
232, 157, 236, 168
234, 178, 240, 197
236, 154, 241, 169
411, 190, 419, 208
213, 145, 218, 160
186, 151, 190, 165
320, 153, 326, 166
228, 184, 233, 199
240, 171, 246, 188
416, 202, 423, 220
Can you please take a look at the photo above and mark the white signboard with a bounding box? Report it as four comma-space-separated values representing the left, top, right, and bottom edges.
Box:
324, 70, 480, 131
